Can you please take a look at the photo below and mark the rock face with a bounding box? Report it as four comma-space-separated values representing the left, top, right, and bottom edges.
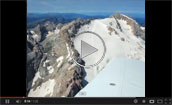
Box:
27, 13, 145, 97
27, 19, 91, 97
110, 13, 145, 40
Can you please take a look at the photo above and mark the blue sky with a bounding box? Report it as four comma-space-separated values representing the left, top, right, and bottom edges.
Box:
27, 0, 145, 14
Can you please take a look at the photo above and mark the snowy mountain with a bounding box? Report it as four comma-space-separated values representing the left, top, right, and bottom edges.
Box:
74, 13, 145, 82
27, 13, 145, 97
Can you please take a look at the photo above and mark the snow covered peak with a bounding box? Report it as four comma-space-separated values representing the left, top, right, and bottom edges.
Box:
110, 13, 145, 40
74, 14, 145, 82
110, 13, 138, 24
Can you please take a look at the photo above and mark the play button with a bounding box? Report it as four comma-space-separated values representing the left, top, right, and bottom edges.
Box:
81, 40, 98, 58
70, 31, 106, 68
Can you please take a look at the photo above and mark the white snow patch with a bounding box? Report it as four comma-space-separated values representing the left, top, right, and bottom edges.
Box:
43, 60, 50, 67
46, 31, 53, 37
32, 71, 41, 87
46, 28, 59, 37
27, 35, 29, 39
30, 31, 35, 34
56, 56, 64, 68
30, 30, 39, 41
28, 79, 55, 97
66, 43, 70, 59
55, 28, 60, 34
65, 43, 74, 61
47, 66, 54, 74
51, 51, 55, 56
118, 19, 133, 34
140, 27, 145, 31
32, 34, 38, 39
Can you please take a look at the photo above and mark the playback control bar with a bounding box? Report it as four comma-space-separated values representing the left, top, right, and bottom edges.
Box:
0, 97, 171, 105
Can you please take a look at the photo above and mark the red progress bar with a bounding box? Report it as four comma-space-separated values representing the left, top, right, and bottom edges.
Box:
0, 97, 32, 98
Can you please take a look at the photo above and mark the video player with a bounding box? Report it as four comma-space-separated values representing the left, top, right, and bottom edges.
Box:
0, 0, 171, 105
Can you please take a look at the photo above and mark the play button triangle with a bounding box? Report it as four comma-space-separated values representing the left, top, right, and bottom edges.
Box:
81, 40, 98, 58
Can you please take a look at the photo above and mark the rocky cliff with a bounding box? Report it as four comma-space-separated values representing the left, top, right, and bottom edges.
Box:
27, 19, 91, 97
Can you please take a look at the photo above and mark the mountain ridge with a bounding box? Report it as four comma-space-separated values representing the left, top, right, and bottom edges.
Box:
27, 13, 145, 97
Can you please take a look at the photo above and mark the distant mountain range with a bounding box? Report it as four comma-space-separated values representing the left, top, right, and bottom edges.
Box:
27, 13, 145, 28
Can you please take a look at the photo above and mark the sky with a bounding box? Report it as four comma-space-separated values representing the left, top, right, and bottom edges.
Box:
27, 0, 145, 15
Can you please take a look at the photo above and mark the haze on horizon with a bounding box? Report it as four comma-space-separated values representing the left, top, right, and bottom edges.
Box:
27, 0, 145, 15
